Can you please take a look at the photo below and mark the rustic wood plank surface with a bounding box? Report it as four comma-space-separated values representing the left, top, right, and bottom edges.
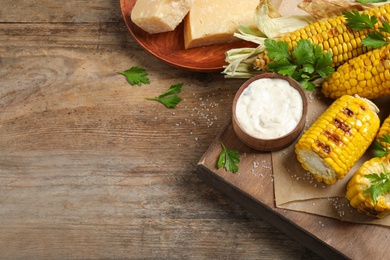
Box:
197, 123, 390, 260
0, 1, 323, 259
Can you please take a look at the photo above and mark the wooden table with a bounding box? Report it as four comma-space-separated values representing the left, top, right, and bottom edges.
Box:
0, 1, 323, 259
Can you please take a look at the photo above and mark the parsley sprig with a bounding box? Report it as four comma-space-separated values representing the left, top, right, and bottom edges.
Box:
119, 66, 183, 108
118, 66, 150, 86
217, 143, 240, 173
344, 10, 390, 49
356, 0, 387, 4
373, 133, 390, 157
146, 83, 183, 108
265, 38, 334, 91
364, 164, 390, 205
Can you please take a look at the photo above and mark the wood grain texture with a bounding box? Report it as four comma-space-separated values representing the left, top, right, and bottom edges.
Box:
0, 0, 322, 259
197, 123, 390, 260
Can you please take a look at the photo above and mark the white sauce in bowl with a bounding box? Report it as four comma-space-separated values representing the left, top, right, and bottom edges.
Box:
235, 78, 303, 140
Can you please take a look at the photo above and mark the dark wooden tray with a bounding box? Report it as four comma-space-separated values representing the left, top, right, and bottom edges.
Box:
197, 123, 390, 259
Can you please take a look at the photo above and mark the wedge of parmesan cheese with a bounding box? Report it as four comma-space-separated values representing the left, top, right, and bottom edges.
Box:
131, 0, 193, 34
183, 0, 259, 49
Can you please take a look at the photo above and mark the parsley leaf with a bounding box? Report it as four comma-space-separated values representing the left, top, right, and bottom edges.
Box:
118, 66, 150, 86
343, 10, 390, 49
265, 39, 334, 91
364, 164, 390, 205
316, 50, 334, 78
293, 39, 315, 66
372, 134, 390, 157
357, 0, 387, 3
380, 20, 390, 34
361, 32, 389, 48
217, 143, 240, 173
146, 83, 183, 108
343, 10, 378, 31
264, 39, 291, 61
267, 59, 297, 75
299, 80, 316, 91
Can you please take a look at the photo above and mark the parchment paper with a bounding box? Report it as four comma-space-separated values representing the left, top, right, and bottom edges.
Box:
263, 0, 390, 226
272, 90, 390, 226
261, 0, 390, 225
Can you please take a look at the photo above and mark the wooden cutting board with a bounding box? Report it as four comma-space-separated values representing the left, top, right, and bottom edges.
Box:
197, 123, 390, 260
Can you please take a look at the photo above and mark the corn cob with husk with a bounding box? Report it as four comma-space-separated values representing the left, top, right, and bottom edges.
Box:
254, 4, 390, 71
295, 95, 380, 185
346, 155, 390, 218
322, 44, 390, 99
373, 113, 390, 158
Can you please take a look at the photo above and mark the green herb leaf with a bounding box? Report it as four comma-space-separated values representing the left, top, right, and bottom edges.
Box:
316, 51, 335, 78
118, 66, 150, 86
299, 79, 316, 91
316, 67, 335, 80
292, 39, 315, 66
380, 20, 390, 34
301, 64, 315, 75
343, 10, 390, 49
357, 0, 387, 3
217, 143, 240, 173
361, 31, 389, 49
343, 10, 378, 31
146, 83, 183, 108
265, 39, 334, 91
267, 59, 297, 75
364, 164, 390, 205
264, 39, 291, 61
158, 82, 183, 97
372, 134, 390, 157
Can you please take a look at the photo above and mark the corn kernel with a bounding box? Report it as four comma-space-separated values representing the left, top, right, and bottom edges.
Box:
349, 78, 358, 87
365, 71, 373, 80
385, 70, 390, 80
332, 46, 339, 56
323, 40, 329, 50
384, 60, 390, 69
357, 72, 364, 81
351, 39, 357, 49
329, 37, 335, 48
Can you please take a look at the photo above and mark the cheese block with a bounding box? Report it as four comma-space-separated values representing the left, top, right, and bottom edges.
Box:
131, 0, 193, 34
183, 0, 259, 49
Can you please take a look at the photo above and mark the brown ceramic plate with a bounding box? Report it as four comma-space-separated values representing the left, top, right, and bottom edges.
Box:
120, 0, 257, 72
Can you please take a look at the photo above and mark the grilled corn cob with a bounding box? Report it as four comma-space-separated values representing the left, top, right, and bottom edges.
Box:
255, 4, 390, 71
322, 44, 390, 99
295, 95, 380, 185
346, 155, 390, 218
374, 113, 390, 157
377, 113, 390, 144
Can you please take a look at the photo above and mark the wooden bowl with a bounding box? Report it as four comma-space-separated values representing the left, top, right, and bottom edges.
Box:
232, 73, 307, 151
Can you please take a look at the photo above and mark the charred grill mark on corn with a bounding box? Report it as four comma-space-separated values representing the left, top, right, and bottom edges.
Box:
346, 156, 390, 218
254, 4, 390, 71
295, 95, 380, 185
322, 44, 390, 99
